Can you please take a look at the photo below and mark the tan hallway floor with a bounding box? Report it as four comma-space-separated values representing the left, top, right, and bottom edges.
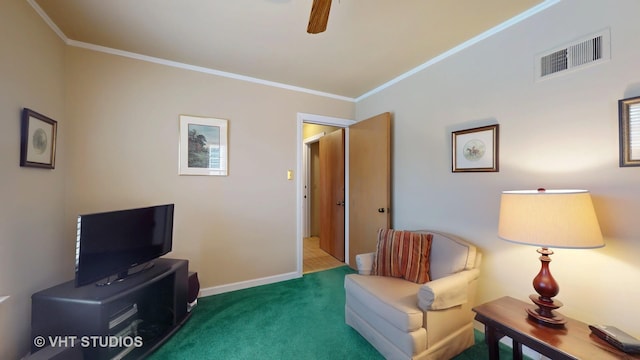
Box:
303, 237, 345, 274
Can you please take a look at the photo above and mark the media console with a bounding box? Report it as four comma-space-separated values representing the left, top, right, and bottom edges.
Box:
31, 258, 190, 360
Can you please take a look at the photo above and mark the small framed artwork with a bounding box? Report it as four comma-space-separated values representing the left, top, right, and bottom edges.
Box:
179, 115, 228, 176
618, 96, 640, 167
20, 108, 57, 169
452, 124, 499, 172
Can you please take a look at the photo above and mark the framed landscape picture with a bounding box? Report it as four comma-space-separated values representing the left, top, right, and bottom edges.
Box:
20, 108, 57, 169
452, 124, 499, 172
179, 115, 228, 176
618, 96, 640, 167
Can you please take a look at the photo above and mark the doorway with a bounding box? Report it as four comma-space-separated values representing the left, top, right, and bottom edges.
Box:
296, 113, 355, 276
296, 112, 391, 276
302, 126, 343, 273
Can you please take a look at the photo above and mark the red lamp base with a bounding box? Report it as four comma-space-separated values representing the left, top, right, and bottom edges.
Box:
527, 294, 566, 327
526, 247, 567, 327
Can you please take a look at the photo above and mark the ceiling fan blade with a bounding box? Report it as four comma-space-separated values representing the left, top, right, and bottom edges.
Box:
307, 0, 332, 34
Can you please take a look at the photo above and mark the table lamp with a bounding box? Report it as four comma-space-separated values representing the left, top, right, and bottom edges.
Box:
498, 189, 604, 327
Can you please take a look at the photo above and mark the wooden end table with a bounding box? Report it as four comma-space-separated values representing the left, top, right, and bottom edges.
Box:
472, 296, 640, 360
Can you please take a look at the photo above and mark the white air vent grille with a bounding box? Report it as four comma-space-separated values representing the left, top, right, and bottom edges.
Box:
536, 29, 610, 80
540, 49, 568, 76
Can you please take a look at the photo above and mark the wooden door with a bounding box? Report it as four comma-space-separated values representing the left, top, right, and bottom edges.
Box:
319, 129, 345, 261
348, 113, 391, 267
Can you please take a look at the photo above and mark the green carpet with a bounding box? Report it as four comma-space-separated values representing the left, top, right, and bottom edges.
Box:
452, 330, 517, 360
148, 266, 513, 359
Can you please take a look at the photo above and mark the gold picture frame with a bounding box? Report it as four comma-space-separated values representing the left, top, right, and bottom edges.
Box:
452, 124, 499, 172
618, 96, 640, 167
20, 108, 57, 169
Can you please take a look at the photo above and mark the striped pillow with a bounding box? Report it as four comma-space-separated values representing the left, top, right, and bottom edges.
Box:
371, 229, 433, 284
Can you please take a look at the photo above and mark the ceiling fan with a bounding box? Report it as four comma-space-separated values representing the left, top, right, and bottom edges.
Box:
307, 0, 332, 34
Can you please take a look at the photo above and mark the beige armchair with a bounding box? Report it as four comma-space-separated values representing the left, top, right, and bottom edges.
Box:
344, 230, 481, 360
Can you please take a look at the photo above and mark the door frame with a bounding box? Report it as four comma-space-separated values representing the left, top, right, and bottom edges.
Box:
296, 113, 355, 276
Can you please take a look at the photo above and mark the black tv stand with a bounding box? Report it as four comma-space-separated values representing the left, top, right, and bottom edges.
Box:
31, 258, 189, 360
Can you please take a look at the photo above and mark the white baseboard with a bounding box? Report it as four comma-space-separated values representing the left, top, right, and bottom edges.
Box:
199, 271, 301, 297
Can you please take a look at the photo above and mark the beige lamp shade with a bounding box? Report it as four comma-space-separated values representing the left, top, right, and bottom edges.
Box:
498, 189, 604, 249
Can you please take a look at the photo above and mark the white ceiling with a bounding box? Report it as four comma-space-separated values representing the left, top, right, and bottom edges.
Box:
31, 0, 548, 100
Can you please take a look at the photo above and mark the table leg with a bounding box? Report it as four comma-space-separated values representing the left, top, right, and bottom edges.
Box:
512, 339, 523, 360
485, 325, 501, 360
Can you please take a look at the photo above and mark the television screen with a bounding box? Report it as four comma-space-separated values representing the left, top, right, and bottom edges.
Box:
75, 204, 174, 287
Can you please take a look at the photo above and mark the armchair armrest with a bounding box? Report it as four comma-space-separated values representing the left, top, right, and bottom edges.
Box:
355, 252, 375, 275
418, 268, 479, 311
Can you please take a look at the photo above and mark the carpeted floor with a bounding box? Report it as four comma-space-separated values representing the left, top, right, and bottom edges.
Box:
148, 266, 512, 359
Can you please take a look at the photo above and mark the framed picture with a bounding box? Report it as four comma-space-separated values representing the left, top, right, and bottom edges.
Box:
452, 124, 499, 172
618, 96, 640, 167
20, 108, 57, 169
179, 115, 228, 176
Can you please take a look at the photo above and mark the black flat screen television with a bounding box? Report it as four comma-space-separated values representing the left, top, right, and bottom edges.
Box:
74, 204, 174, 287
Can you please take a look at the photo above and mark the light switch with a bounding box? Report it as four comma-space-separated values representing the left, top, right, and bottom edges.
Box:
287, 170, 293, 180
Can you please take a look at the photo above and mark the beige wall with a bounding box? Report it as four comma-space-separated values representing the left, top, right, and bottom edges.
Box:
356, 0, 640, 337
63, 47, 354, 289
302, 123, 340, 139
0, 1, 67, 358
